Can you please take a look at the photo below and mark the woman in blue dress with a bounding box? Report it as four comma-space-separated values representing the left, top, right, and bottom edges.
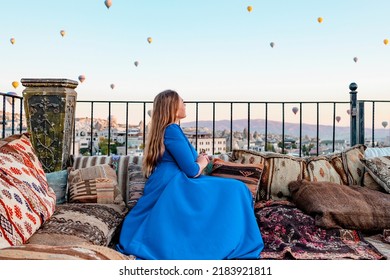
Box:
116, 90, 264, 260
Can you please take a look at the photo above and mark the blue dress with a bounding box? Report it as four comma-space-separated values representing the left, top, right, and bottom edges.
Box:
116, 124, 264, 260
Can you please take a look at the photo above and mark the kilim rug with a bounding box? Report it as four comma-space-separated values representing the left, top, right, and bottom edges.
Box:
255, 200, 386, 260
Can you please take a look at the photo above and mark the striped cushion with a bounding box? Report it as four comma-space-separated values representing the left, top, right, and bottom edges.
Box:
72, 155, 143, 203
68, 164, 120, 204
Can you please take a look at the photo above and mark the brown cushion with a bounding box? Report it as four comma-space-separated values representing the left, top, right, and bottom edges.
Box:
68, 164, 122, 204
27, 203, 128, 247
288, 180, 390, 230
209, 158, 263, 202
361, 156, 390, 193
232, 149, 306, 200
341, 144, 366, 185
127, 164, 146, 211
363, 171, 385, 192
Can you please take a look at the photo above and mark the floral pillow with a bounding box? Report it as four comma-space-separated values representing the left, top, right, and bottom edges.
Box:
0, 133, 56, 248
361, 156, 390, 193
305, 156, 343, 184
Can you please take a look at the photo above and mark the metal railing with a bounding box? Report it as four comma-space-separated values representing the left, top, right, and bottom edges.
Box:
2, 83, 389, 157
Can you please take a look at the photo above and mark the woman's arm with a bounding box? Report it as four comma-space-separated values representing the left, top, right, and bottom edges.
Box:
164, 124, 208, 177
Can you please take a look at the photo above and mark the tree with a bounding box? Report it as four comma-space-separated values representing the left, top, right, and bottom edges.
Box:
99, 137, 118, 155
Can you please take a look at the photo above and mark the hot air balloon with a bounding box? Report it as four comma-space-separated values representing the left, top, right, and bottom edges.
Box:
270, 42, 275, 48
292, 107, 298, 115
382, 121, 388, 128
12, 81, 19, 89
384, 39, 389, 45
110, 83, 115, 89
10, 38, 15, 45
134, 61, 139, 67
147, 37, 152, 44
336, 116, 341, 123
78, 75, 86, 83
60, 30, 66, 37
247, 6, 253, 12
353, 57, 358, 63
104, 0, 112, 9
6, 92, 18, 106
317, 17, 323, 23
347, 109, 350, 115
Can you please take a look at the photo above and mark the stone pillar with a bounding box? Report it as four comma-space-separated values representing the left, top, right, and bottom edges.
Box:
21, 78, 78, 172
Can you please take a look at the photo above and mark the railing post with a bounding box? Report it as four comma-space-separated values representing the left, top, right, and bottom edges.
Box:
22, 78, 78, 172
349, 82, 358, 146
358, 101, 365, 145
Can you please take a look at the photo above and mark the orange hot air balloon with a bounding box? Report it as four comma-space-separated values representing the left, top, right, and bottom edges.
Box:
384, 39, 389, 45
78, 75, 86, 83
247, 6, 253, 12
12, 81, 19, 89
292, 107, 298, 115
10, 38, 15, 45
110, 83, 115, 89
147, 37, 152, 44
317, 17, 323, 23
60, 30, 66, 37
336, 116, 341, 123
104, 0, 112, 9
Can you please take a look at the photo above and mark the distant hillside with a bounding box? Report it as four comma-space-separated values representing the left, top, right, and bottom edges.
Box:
181, 119, 389, 141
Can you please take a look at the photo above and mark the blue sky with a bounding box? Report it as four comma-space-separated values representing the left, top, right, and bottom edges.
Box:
1, 0, 390, 126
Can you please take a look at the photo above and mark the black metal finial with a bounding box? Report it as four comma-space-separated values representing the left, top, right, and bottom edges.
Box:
349, 82, 358, 91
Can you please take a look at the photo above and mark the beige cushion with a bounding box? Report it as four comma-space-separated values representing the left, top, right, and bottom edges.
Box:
305, 156, 343, 184
232, 150, 306, 200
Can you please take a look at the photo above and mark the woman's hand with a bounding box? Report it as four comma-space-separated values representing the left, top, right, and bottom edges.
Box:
195, 154, 209, 177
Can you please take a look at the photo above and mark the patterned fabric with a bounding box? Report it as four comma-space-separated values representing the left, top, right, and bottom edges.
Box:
341, 144, 366, 185
45, 170, 68, 204
289, 180, 390, 230
127, 164, 146, 211
209, 158, 263, 202
305, 156, 343, 184
327, 153, 349, 185
0, 243, 134, 260
232, 149, 306, 201
68, 164, 121, 204
362, 171, 384, 192
361, 156, 390, 193
256, 200, 385, 260
27, 203, 128, 247
72, 155, 142, 203
0, 133, 56, 248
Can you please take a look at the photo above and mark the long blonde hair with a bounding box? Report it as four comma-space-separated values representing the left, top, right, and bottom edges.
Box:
143, 90, 180, 177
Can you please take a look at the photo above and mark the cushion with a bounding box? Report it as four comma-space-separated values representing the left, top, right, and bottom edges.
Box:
127, 164, 146, 211
67, 164, 122, 204
0, 133, 56, 248
363, 171, 384, 192
0, 243, 134, 260
288, 180, 390, 231
232, 149, 306, 200
305, 156, 343, 184
46, 170, 68, 205
361, 156, 390, 193
341, 144, 366, 185
72, 155, 142, 202
27, 203, 128, 247
209, 158, 263, 202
